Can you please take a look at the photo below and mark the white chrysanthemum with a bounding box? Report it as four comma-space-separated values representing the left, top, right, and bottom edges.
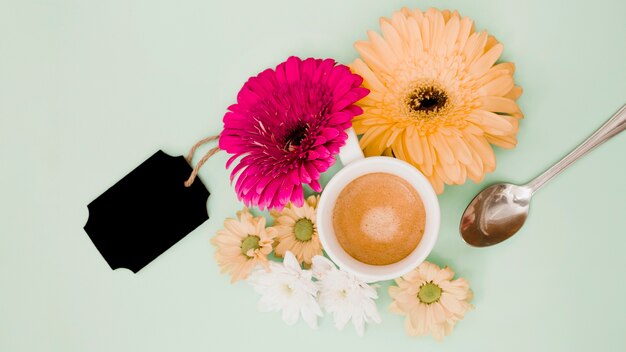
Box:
248, 251, 323, 328
311, 256, 381, 336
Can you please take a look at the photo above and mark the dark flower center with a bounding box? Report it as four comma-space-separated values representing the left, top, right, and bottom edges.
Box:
406, 85, 449, 114
284, 124, 308, 151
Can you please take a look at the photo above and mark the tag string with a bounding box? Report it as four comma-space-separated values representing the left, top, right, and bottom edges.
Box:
184, 134, 221, 187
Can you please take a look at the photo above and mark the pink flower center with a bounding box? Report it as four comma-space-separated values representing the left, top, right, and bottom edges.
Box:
283, 123, 309, 151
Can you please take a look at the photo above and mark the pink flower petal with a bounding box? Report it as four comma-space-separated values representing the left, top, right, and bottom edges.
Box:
309, 179, 322, 192
291, 184, 305, 207
285, 56, 301, 84
301, 58, 317, 80
299, 166, 312, 184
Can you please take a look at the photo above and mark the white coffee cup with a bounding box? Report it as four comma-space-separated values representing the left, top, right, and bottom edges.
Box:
317, 128, 440, 283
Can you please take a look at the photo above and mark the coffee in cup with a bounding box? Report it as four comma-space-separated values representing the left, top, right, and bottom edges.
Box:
332, 172, 426, 265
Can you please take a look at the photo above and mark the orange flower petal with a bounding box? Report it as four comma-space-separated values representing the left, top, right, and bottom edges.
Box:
478, 74, 514, 97
468, 110, 515, 136
470, 43, 503, 78
479, 96, 521, 116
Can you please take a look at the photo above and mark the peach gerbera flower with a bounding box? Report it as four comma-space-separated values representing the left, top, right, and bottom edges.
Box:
269, 195, 322, 266
211, 208, 275, 283
388, 261, 473, 340
350, 8, 523, 193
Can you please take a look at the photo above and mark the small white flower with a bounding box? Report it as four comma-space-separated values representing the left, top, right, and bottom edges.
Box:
312, 255, 381, 336
248, 251, 323, 328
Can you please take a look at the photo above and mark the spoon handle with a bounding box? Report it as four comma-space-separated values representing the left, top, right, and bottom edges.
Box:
525, 103, 626, 193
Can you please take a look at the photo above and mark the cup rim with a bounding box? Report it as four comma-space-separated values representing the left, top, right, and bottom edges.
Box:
317, 156, 440, 283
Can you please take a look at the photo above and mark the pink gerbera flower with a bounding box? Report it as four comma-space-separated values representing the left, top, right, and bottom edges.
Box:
219, 56, 369, 210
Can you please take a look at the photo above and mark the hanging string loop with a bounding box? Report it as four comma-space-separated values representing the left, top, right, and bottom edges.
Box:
184, 134, 221, 187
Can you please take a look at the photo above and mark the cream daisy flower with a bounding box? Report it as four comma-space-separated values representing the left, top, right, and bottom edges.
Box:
351, 8, 523, 193
388, 261, 473, 340
211, 208, 275, 283
269, 195, 322, 266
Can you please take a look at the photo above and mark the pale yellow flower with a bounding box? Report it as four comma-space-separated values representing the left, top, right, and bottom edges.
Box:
211, 208, 275, 283
269, 195, 322, 266
389, 261, 473, 340
351, 8, 523, 193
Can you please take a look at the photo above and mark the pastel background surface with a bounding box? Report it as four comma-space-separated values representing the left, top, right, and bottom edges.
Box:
1, 0, 625, 351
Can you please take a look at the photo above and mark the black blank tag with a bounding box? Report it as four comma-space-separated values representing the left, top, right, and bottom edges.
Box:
84, 150, 210, 272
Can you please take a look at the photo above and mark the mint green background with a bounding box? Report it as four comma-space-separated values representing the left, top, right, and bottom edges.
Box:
1, 0, 625, 351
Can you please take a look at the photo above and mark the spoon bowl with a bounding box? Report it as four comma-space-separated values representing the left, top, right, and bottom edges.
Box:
460, 184, 531, 247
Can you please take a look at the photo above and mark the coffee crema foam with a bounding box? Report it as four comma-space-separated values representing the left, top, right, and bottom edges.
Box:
360, 206, 400, 242
332, 172, 426, 266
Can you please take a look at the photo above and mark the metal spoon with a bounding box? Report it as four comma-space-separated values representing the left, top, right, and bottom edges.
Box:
460, 103, 626, 247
